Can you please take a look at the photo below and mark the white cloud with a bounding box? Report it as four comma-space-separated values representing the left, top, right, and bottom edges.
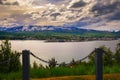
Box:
17, 0, 33, 6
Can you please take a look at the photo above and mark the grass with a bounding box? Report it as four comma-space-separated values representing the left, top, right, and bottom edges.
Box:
0, 65, 120, 80
0, 71, 22, 80
104, 65, 120, 74
30, 65, 95, 78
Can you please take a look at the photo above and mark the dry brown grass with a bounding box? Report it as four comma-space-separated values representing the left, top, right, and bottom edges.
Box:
32, 74, 120, 80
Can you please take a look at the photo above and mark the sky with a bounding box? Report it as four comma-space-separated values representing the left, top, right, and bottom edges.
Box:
0, 0, 98, 26
0, 0, 120, 31
0, 0, 72, 26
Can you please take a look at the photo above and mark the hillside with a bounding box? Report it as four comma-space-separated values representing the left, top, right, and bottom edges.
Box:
0, 26, 119, 40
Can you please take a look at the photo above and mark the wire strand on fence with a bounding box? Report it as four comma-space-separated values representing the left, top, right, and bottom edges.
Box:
76, 50, 95, 62
30, 49, 96, 66
30, 52, 49, 64
0, 48, 105, 65
0, 53, 22, 65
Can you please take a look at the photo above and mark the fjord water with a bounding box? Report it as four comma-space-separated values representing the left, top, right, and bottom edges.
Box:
1, 40, 119, 66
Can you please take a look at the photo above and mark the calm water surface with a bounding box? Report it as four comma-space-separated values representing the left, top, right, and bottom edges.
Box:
0, 40, 119, 66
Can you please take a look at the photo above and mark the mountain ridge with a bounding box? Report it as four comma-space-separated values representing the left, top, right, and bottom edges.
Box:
0, 25, 118, 32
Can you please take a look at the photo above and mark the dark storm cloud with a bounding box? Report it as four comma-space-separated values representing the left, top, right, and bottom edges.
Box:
70, 0, 87, 8
0, 0, 3, 5
4, 1, 19, 5
50, 13, 61, 17
47, 0, 65, 3
0, 0, 19, 5
91, 0, 120, 15
107, 12, 120, 20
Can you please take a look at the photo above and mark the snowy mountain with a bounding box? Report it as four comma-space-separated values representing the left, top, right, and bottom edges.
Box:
0, 25, 120, 33
0, 25, 84, 32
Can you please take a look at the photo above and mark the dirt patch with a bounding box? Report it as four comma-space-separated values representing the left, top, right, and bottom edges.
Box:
32, 74, 120, 80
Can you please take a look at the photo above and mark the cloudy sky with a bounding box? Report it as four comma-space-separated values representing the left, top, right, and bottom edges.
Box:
0, 0, 72, 26
0, 0, 120, 31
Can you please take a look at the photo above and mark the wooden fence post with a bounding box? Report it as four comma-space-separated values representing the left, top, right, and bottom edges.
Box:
22, 50, 30, 80
95, 48, 103, 80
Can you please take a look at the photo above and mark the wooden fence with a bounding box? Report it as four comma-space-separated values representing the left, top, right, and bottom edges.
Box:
22, 48, 103, 80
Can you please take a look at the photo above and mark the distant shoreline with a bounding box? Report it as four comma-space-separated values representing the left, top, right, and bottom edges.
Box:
44, 37, 120, 42
0, 37, 119, 42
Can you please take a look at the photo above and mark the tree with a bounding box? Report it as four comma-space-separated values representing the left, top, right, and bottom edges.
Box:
114, 43, 120, 64
0, 40, 21, 73
69, 58, 77, 67
100, 45, 114, 66
39, 63, 44, 69
48, 58, 57, 68
88, 46, 114, 66
59, 62, 66, 67
33, 61, 39, 69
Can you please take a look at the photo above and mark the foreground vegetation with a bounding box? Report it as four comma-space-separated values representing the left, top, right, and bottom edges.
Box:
0, 65, 120, 80
0, 40, 21, 73
0, 40, 120, 80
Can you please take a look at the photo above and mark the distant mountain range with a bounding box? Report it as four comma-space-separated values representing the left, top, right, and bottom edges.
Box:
0, 25, 120, 40
0, 25, 117, 32
1, 25, 120, 33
